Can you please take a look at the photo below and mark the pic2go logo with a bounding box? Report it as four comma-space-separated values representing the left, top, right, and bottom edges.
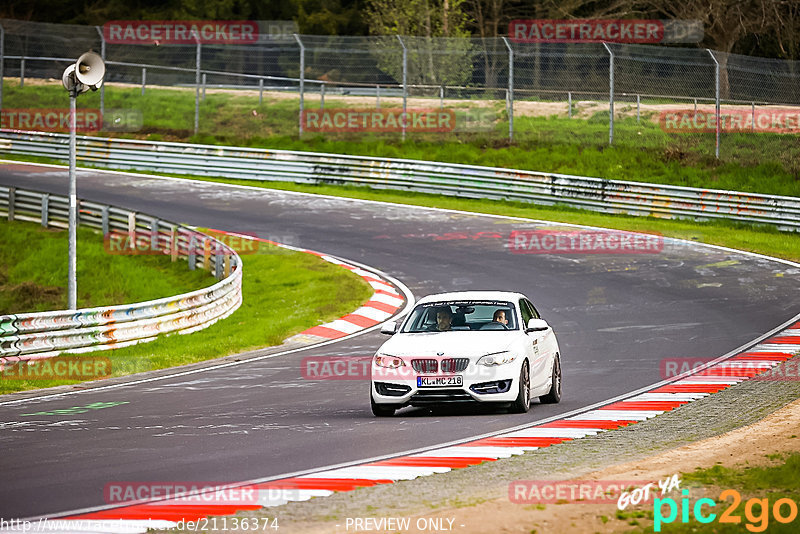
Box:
654, 489, 799, 532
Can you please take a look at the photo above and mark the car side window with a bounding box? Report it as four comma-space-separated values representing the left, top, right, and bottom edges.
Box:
524, 299, 541, 319
519, 299, 533, 327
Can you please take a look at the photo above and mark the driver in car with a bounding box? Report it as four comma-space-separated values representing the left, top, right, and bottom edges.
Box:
492, 309, 509, 325
428, 307, 453, 331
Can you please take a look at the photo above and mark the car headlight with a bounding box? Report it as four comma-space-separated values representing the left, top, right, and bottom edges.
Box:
477, 351, 516, 366
374, 354, 406, 369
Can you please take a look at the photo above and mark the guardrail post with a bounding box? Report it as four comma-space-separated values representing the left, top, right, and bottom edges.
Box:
214, 246, 223, 279
0, 24, 5, 113
502, 37, 514, 143
602, 42, 614, 145
41, 193, 49, 227
224, 254, 231, 277
194, 31, 201, 135
150, 218, 160, 252
259, 78, 263, 105
141, 67, 146, 96
188, 234, 197, 270
7, 187, 14, 221
397, 35, 407, 141
127, 211, 136, 250
20, 56, 25, 87
294, 34, 305, 137
95, 26, 106, 119
203, 237, 211, 270
568, 91, 572, 118
320, 83, 325, 110
101, 205, 109, 236
707, 49, 720, 159
170, 226, 178, 262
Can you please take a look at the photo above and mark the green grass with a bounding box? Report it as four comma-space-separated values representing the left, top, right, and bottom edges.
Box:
4, 81, 800, 197
625, 454, 800, 533
0, 220, 213, 313
0, 222, 373, 395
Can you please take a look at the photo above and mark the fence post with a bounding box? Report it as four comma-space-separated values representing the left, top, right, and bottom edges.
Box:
440, 85, 444, 109
636, 94, 640, 122
751, 102, 755, 132
320, 83, 325, 110
194, 32, 201, 135
0, 24, 5, 113
141, 67, 146, 95
294, 34, 305, 137
7, 187, 14, 221
101, 205, 109, 236
707, 49, 720, 159
150, 218, 160, 252
602, 42, 614, 145
203, 237, 211, 270
170, 226, 178, 262
397, 35, 407, 141
215, 247, 223, 279
568, 91, 572, 118
259, 78, 263, 105
127, 212, 136, 250
376, 84, 380, 109
202, 73, 207, 101
95, 26, 106, 119
188, 235, 197, 270
41, 193, 49, 227
502, 37, 514, 142
20, 56, 25, 87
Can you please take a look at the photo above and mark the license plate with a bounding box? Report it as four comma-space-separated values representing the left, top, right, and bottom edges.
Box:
417, 375, 463, 388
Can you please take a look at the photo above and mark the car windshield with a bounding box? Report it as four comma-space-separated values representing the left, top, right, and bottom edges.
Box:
401, 300, 518, 333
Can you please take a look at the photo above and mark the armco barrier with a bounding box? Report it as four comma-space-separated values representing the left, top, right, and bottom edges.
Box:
0, 185, 242, 365
2, 130, 799, 230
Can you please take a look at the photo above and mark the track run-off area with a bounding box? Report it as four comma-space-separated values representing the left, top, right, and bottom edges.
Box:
0, 161, 798, 523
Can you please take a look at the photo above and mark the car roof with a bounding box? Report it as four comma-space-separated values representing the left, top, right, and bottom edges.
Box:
416, 291, 527, 305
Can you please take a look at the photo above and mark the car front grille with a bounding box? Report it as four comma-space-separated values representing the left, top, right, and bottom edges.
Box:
411, 359, 438, 373
441, 358, 469, 373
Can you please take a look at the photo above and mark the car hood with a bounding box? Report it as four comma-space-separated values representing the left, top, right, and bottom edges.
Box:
378, 331, 519, 358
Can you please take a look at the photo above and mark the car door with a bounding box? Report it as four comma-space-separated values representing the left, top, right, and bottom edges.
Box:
519, 298, 549, 392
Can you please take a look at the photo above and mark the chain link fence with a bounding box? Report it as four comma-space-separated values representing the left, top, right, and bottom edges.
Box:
1, 17, 799, 173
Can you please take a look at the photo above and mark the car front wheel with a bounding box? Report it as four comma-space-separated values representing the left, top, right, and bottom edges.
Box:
371, 396, 399, 417
510, 360, 531, 413
539, 354, 562, 404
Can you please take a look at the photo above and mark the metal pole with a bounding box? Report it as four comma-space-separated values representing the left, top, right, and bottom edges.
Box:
602, 42, 614, 145
502, 37, 514, 142
95, 27, 105, 119
320, 83, 325, 110
376, 84, 380, 109
20, 56, 25, 87
707, 49, 720, 159
751, 102, 755, 132
439, 85, 443, 109
636, 94, 640, 122
568, 91, 572, 118
194, 35, 201, 135
141, 67, 146, 95
68, 90, 77, 310
397, 35, 407, 141
294, 34, 305, 137
259, 78, 263, 105
0, 24, 4, 113
202, 73, 207, 101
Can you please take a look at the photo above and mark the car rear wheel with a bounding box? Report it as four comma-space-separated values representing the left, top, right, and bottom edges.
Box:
371, 396, 399, 417
510, 361, 531, 413
539, 354, 562, 404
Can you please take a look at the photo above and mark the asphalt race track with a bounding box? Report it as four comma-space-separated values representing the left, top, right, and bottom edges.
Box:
1, 162, 798, 519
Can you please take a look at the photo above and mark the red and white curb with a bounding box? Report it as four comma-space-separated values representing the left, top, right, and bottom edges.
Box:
13, 321, 796, 533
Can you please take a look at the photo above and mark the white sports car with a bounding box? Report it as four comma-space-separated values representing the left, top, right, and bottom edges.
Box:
371, 291, 562, 416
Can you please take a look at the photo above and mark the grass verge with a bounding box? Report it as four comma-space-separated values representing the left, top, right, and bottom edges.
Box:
4, 80, 800, 196
0, 222, 374, 395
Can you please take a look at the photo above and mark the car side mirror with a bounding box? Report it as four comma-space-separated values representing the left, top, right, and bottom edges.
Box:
380, 320, 398, 335
525, 318, 549, 333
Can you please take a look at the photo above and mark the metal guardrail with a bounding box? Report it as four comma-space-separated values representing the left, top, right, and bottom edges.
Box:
0, 183, 243, 364
1, 130, 799, 231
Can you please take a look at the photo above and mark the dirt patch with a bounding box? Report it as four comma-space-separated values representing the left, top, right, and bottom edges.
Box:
0, 280, 63, 314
